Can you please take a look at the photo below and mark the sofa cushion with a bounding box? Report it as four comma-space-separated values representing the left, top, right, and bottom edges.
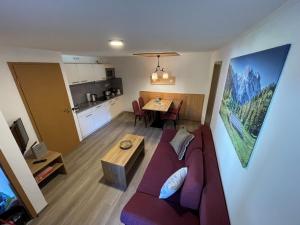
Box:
137, 142, 185, 201
159, 167, 188, 199
121, 192, 199, 225
170, 128, 191, 156
180, 149, 204, 210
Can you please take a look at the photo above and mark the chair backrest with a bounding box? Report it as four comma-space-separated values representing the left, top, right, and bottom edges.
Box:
138, 97, 145, 108
132, 100, 140, 116
177, 100, 183, 114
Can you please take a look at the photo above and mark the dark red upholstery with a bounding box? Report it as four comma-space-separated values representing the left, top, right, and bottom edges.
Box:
137, 142, 185, 202
184, 127, 203, 161
180, 149, 204, 210
160, 100, 183, 127
132, 100, 147, 127
199, 126, 230, 225
121, 126, 230, 225
138, 96, 145, 108
121, 192, 199, 225
132, 100, 143, 116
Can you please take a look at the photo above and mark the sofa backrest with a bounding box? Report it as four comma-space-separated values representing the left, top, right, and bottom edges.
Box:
199, 125, 230, 225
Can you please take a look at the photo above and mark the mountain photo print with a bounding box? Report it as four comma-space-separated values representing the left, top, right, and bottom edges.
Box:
219, 44, 290, 167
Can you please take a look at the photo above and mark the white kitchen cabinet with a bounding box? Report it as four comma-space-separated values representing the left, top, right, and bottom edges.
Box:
64, 63, 107, 85
77, 108, 100, 138
64, 64, 82, 85
92, 64, 106, 81
77, 64, 95, 83
94, 103, 111, 128
76, 95, 124, 139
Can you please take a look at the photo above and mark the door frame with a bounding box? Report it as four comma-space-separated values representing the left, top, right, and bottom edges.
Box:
205, 61, 222, 126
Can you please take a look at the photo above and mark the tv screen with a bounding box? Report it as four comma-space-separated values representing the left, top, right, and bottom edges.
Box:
0, 167, 19, 216
10, 118, 29, 155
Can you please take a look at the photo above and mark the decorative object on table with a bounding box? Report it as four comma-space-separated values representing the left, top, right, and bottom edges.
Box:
133, 52, 178, 85
219, 44, 291, 167
120, 140, 133, 150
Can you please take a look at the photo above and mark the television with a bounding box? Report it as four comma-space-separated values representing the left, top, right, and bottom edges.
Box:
10, 118, 29, 155
0, 166, 19, 216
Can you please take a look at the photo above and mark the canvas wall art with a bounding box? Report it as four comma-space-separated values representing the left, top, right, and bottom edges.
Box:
219, 44, 290, 167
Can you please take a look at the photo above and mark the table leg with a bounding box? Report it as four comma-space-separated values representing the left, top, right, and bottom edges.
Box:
150, 111, 165, 128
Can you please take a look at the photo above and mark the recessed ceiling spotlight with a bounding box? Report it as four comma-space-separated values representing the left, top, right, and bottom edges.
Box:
109, 40, 124, 48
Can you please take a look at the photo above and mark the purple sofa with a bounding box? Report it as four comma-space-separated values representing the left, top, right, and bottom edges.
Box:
121, 125, 230, 225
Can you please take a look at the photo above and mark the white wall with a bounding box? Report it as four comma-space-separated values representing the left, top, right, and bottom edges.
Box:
0, 110, 47, 213
0, 46, 82, 147
104, 52, 213, 122
210, 1, 300, 225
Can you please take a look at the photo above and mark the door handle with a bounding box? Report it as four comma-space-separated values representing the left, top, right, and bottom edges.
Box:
64, 108, 71, 113
86, 114, 93, 118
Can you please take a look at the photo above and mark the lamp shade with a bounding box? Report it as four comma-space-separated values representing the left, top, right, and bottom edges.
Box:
162, 72, 169, 79
152, 72, 158, 80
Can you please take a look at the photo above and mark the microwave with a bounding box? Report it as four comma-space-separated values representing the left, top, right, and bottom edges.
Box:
105, 68, 115, 80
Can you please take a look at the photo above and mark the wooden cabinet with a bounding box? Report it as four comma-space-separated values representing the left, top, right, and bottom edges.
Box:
76, 96, 124, 139
64, 63, 106, 85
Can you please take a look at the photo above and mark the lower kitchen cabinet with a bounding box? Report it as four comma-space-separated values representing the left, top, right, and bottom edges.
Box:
77, 96, 124, 138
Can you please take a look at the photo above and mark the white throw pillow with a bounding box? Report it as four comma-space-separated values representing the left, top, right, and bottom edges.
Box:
159, 167, 188, 199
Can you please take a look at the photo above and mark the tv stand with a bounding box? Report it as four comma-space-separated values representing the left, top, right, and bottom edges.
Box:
26, 151, 67, 185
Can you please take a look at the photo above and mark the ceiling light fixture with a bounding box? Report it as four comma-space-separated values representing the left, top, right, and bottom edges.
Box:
109, 40, 124, 48
151, 55, 169, 80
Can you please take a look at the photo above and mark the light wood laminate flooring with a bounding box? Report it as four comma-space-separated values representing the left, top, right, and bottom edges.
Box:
29, 112, 199, 225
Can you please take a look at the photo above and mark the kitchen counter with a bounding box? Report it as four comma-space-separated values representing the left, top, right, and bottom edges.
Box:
75, 94, 123, 114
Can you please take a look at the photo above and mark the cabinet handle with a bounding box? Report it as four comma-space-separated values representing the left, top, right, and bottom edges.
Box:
96, 105, 102, 108
81, 80, 88, 83
72, 81, 79, 84
86, 114, 93, 118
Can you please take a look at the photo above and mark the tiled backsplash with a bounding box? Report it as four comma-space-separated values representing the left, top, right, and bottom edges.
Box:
70, 78, 123, 105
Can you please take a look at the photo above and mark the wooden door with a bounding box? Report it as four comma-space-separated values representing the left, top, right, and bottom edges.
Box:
9, 63, 80, 155
205, 61, 222, 126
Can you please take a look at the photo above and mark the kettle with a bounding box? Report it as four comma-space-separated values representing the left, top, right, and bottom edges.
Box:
91, 94, 97, 102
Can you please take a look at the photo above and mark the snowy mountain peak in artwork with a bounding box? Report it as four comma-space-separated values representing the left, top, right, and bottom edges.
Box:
232, 65, 261, 105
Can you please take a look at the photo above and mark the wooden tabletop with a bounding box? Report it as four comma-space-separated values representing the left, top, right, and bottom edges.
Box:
142, 99, 172, 112
101, 134, 144, 167
26, 151, 62, 175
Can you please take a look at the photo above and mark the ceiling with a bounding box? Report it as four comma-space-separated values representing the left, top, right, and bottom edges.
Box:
0, 0, 287, 56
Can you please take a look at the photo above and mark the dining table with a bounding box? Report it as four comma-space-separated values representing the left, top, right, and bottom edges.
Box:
142, 98, 173, 128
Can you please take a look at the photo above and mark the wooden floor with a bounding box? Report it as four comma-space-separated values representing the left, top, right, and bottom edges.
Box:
29, 112, 199, 225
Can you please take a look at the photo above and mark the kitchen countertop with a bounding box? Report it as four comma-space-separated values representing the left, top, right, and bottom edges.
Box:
75, 94, 123, 114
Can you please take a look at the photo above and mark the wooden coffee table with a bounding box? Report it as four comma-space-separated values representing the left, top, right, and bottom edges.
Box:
101, 134, 145, 190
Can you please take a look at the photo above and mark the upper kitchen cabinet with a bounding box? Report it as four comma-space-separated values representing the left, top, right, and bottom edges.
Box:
92, 64, 106, 81
64, 63, 107, 85
64, 64, 82, 85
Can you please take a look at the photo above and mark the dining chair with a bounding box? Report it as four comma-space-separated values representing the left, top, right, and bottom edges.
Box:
138, 96, 152, 121
160, 100, 183, 128
132, 100, 147, 127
